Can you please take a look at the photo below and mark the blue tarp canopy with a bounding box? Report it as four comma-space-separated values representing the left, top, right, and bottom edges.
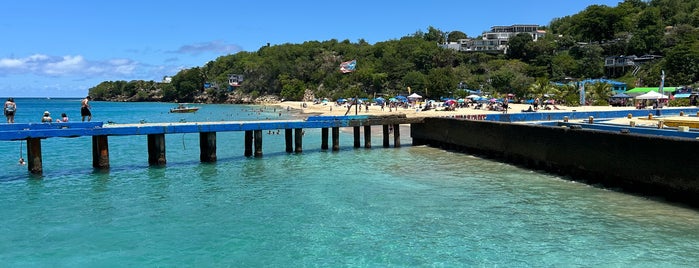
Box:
611, 93, 632, 98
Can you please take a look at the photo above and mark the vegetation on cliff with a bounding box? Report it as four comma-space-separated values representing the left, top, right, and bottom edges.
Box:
89, 0, 699, 105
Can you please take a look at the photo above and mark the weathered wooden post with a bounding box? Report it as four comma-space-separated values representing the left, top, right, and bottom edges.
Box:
244, 131, 253, 157
92, 135, 110, 169
26, 138, 42, 175
332, 127, 340, 151
285, 129, 293, 153
199, 132, 216, 162
353, 126, 361, 148
147, 134, 166, 165
294, 128, 303, 153
321, 128, 329, 150
393, 124, 401, 148
364, 125, 371, 148
382, 125, 390, 148
254, 130, 263, 157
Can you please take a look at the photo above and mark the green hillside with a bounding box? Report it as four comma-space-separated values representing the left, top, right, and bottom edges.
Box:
89, 0, 699, 105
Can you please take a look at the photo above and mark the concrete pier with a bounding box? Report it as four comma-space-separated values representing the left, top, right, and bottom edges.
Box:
411, 117, 699, 207
0, 115, 419, 175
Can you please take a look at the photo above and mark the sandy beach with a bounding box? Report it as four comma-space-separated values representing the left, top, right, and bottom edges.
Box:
271, 100, 663, 119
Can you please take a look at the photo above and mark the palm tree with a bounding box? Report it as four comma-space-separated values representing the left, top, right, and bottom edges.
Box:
586, 82, 613, 105
528, 78, 556, 99
557, 84, 580, 106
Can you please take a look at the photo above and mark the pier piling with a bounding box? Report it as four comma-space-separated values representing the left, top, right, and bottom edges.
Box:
393, 124, 401, 148
353, 126, 361, 148
383, 125, 390, 148
321, 128, 329, 150
147, 134, 166, 166
332, 127, 340, 151
26, 138, 42, 175
244, 131, 253, 157
294, 128, 303, 153
199, 132, 217, 162
364, 126, 371, 148
254, 130, 263, 157
92, 135, 110, 169
285, 129, 293, 153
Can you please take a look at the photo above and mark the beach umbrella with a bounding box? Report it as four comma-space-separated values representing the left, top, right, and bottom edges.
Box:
466, 94, 480, 99
457, 98, 465, 103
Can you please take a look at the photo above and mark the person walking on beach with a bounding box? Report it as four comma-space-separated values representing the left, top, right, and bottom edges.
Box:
4, 97, 16, 123
81, 96, 92, 122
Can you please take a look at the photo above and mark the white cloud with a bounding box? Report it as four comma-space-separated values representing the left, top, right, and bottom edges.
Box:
0, 54, 142, 78
44, 55, 87, 75
0, 58, 25, 68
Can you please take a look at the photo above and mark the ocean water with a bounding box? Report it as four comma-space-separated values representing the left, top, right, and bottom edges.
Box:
1, 98, 699, 267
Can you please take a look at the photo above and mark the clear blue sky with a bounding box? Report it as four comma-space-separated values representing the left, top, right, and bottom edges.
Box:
0, 0, 622, 97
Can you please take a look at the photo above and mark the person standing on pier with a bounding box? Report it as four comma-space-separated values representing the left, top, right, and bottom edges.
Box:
4, 97, 16, 123
81, 96, 92, 122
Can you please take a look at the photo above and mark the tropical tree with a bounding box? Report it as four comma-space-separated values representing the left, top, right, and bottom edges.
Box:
527, 78, 556, 99
585, 82, 613, 105
557, 84, 581, 106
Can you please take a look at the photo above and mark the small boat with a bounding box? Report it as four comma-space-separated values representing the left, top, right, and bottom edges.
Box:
170, 103, 200, 113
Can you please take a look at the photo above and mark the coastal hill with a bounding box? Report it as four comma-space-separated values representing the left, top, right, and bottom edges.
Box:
89, 0, 699, 105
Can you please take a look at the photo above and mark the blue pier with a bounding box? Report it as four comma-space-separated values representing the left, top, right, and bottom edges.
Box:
0, 115, 419, 175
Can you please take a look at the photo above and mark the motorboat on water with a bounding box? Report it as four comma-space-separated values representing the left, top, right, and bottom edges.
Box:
170, 103, 200, 113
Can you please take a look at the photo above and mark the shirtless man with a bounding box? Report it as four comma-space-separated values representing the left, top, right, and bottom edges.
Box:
81, 96, 92, 122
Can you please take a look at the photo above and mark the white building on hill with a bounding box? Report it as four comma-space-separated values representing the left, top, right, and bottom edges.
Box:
441, 24, 545, 53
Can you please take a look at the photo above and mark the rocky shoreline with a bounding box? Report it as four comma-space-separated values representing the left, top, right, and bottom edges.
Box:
94, 88, 327, 105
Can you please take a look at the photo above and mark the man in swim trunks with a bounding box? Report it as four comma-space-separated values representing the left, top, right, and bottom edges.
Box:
81, 96, 92, 122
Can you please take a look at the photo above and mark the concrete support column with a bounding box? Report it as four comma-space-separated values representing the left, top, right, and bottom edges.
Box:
244, 131, 253, 157
382, 125, 390, 148
321, 128, 329, 150
332, 127, 340, 151
393, 124, 401, 148
26, 138, 42, 175
285, 129, 293, 153
92, 135, 110, 169
147, 134, 166, 166
199, 132, 217, 162
254, 130, 263, 157
353, 126, 360, 148
294, 128, 303, 153
364, 125, 371, 148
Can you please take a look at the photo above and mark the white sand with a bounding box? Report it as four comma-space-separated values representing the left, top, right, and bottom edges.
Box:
270, 101, 670, 119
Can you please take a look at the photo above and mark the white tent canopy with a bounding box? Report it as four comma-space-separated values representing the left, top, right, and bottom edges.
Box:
408, 93, 422, 99
635, 91, 668, 100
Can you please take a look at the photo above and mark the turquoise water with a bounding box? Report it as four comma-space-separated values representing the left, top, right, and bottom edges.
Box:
2, 99, 699, 266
